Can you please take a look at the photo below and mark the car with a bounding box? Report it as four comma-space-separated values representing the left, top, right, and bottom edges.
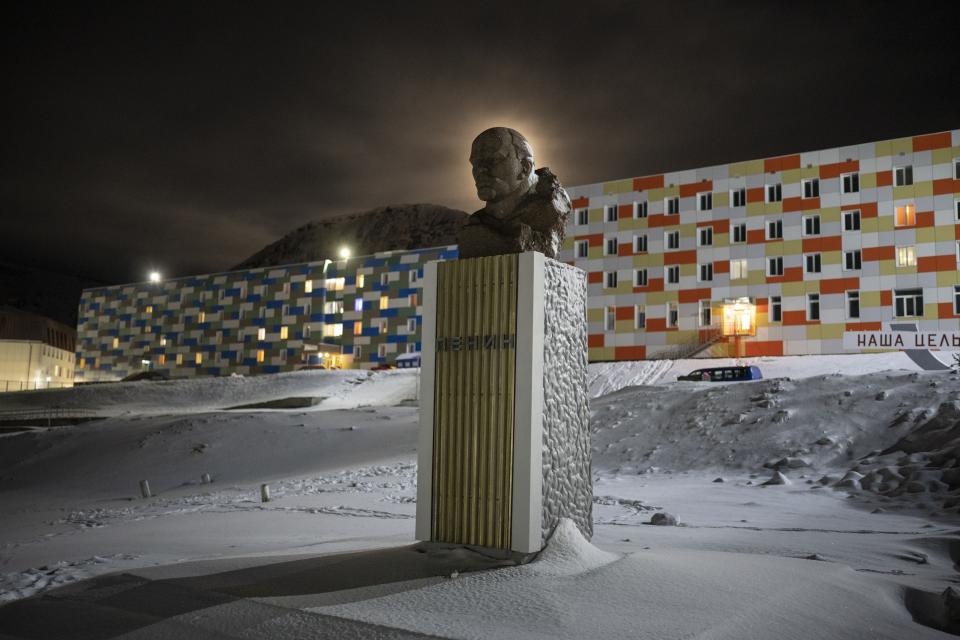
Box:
677, 365, 763, 382
371, 363, 395, 371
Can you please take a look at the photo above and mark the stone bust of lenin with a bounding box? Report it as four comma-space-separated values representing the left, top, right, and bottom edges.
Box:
456, 127, 572, 260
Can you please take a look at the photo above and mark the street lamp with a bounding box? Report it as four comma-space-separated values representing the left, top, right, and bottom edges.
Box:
338, 247, 351, 259
148, 271, 162, 283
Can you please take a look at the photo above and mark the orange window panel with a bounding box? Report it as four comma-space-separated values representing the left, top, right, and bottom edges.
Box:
820, 277, 860, 294
763, 154, 801, 173
615, 306, 634, 321
746, 187, 765, 203
863, 246, 895, 261
588, 334, 605, 348
678, 288, 712, 304
645, 318, 667, 332
586, 233, 603, 247
938, 303, 958, 319
745, 341, 784, 357
615, 346, 646, 361
875, 170, 893, 187
647, 214, 671, 228
819, 159, 859, 180
634, 278, 664, 293
917, 211, 935, 228
714, 260, 729, 274
846, 322, 882, 331
633, 175, 665, 191
618, 204, 633, 219
917, 255, 958, 272
571, 196, 589, 209
782, 310, 809, 326
664, 250, 697, 265
588, 271, 603, 284
617, 243, 633, 257
880, 291, 893, 306
802, 236, 842, 253
913, 131, 952, 152
747, 229, 767, 244
680, 180, 712, 198
933, 178, 960, 196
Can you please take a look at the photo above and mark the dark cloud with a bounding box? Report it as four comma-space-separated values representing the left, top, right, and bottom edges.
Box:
1, 1, 957, 283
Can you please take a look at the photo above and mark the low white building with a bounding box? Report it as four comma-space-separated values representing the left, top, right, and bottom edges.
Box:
0, 307, 76, 392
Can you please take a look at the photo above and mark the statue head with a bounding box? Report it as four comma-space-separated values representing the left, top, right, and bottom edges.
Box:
469, 127, 535, 205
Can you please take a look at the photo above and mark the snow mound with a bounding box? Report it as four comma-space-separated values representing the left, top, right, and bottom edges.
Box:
587, 360, 671, 397
528, 518, 618, 576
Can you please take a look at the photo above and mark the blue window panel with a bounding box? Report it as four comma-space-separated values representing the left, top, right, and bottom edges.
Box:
415, 341, 421, 351
252, 318, 266, 327
225, 288, 241, 296
263, 365, 281, 374
361, 327, 379, 337
395, 263, 412, 272
310, 312, 325, 322
104, 309, 115, 317
439, 250, 459, 260
207, 367, 221, 376
212, 305, 224, 312
78, 318, 87, 325
244, 273, 258, 281
364, 258, 386, 268
120, 314, 132, 321
203, 344, 216, 353
266, 300, 283, 309
184, 316, 193, 325
165, 332, 178, 340
199, 323, 210, 329
342, 344, 354, 355
286, 348, 296, 356
322, 337, 337, 345
381, 308, 398, 318
183, 338, 198, 346
372, 283, 387, 292
398, 288, 417, 297
289, 306, 305, 315
163, 310, 176, 318
101, 364, 112, 371
243, 357, 257, 366
262, 278, 275, 285
107, 329, 119, 336
386, 335, 407, 344
246, 294, 262, 303
258, 341, 272, 349
323, 314, 339, 323
344, 275, 356, 285
231, 311, 240, 320
309, 290, 326, 298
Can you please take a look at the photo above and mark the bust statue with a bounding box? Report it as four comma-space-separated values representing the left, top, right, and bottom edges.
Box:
457, 127, 572, 259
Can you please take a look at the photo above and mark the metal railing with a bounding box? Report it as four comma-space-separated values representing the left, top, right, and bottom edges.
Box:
648, 326, 724, 361
0, 406, 100, 427
0, 380, 74, 393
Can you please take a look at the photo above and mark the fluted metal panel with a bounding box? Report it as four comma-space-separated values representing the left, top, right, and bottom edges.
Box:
432, 255, 517, 548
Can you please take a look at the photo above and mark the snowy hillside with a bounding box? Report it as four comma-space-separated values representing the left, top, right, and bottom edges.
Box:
2, 354, 959, 638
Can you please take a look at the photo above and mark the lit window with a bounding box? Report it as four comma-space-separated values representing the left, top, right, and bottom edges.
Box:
144, 326, 151, 333
635, 305, 646, 329
765, 183, 782, 203
697, 192, 712, 211
305, 280, 313, 293
605, 237, 618, 256
322, 323, 343, 337
409, 293, 417, 306
605, 306, 615, 331
802, 178, 820, 199
768, 257, 784, 276
666, 265, 680, 284
378, 344, 388, 359
847, 291, 860, 319
666, 197, 679, 215
667, 302, 679, 328
807, 293, 820, 321
257, 349, 265, 363
894, 165, 913, 186
698, 227, 713, 247
770, 296, 782, 322
731, 188, 746, 207
577, 208, 588, 225
605, 271, 618, 288
842, 173, 860, 194
280, 326, 288, 340
766, 219, 783, 239
258, 327, 267, 341
897, 246, 916, 267
802, 215, 821, 236
699, 263, 714, 282
325, 277, 345, 291
158, 354, 166, 366
732, 223, 747, 243
606, 205, 618, 222
894, 289, 923, 317
175, 353, 183, 365
634, 269, 648, 287
665, 231, 680, 250
145, 305, 153, 314
804, 253, 822, 274
843, 210, 861, 231
377, 318, 388, 333
195, 352, 203, 365
575, 240, 589, 258
112, 337, 119, 349
634, 201, 648, 218
730, 259, 748, 280
354, 298, 364, 312
79, 357, 86, 369
844, 250, 862, 271
357, 274, 365, 288
699, 300, 712, 326
354, 321, 362, 335
895, 204, 916, 226
380, 295, 389, 310
633, 234, 647, 253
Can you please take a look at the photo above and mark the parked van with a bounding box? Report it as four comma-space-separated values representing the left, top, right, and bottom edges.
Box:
676, 365, 763, 382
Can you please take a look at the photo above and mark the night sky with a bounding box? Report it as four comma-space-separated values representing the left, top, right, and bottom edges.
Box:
2, 1, 957, 284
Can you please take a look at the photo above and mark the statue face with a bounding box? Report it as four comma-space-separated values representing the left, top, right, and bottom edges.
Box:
470, 130, 528, 204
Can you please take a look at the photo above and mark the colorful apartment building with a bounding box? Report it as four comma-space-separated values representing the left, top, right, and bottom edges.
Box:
74, 246, 457, 381
75, 128, 960, 380
559, 128, 960, 361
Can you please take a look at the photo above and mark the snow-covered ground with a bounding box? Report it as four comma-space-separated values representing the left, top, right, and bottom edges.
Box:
1, 354, 959, 638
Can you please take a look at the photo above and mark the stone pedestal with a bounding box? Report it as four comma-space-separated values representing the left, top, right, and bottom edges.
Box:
415, 251, 591, 554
